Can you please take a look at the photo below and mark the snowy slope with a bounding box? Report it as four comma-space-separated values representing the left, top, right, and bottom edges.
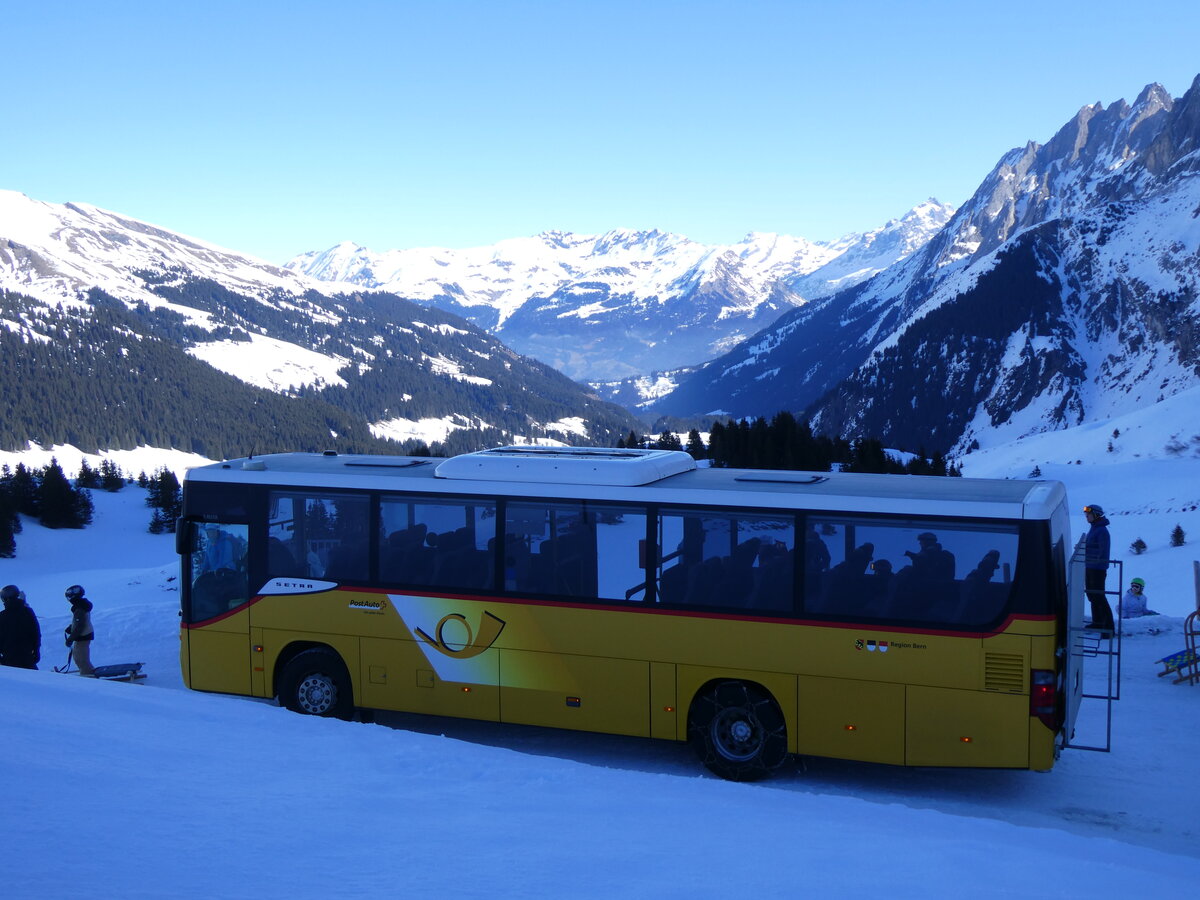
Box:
1, 436, 1199, 897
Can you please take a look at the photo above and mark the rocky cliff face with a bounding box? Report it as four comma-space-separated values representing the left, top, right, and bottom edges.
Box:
652, 77, 1200, 456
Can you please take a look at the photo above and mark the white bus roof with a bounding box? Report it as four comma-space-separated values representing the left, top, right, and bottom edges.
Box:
186, 448, 1068, 521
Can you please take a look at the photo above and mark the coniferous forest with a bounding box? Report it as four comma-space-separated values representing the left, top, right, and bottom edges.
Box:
623, 412, 960, 476
0, 281, 640, 458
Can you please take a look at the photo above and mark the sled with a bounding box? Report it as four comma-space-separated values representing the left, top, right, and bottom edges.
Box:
55, 661, 146, 682
1156, 610, 1199, 686
89, 662, 147, 682
1156, 649, 1197, 681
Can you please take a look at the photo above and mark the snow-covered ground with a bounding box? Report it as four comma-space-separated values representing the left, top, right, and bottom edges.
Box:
2, 433, 1199, 897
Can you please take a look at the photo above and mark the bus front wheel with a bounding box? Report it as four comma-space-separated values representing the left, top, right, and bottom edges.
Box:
689, 681, 788, 781
279, 648, 352, 720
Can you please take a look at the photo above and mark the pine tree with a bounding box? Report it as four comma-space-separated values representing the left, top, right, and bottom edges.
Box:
37, 459, 91, 529
148, 508, 169, 534
146, 467, 183, 532
9, 464, 39, 517
685, 429, 706, 460
656, 430, 682, 451
73, 486, 95, 527
1130, 538, 1147, 555
0, 486, 16, 557
76, 458, 101, 488
1171, 524, 1186, 547
0, 518, 13, 557
99, 459, 125, 492
707, 421, 727, 467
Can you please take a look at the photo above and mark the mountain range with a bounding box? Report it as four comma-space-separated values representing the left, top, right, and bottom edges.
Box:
0, 191, 641, 456
287, 202, 953, 382
648, 77, 1200, 456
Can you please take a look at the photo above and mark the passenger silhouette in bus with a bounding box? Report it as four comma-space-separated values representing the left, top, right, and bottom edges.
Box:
717, 537, 761, 606
750, 540, 793, 611
965, 549, 1001, 584
894, 532, 957, 618
805, 525, 831, 573
827, 542, 874, 611
267, 537, 297, 575
903, 532, 956, 581
957, 549, 1003, 622
866, 558, 894, 612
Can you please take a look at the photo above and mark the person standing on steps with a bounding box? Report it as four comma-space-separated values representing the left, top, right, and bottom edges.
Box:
0, 584, 42, 669
1083, 504, 1115, 634
64, 584, 96, 676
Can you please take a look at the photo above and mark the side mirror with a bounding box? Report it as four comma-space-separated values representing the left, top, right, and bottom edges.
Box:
175, 519, 193, 556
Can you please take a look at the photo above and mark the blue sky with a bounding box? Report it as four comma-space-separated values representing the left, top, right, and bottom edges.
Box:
6, 1, 1200, 263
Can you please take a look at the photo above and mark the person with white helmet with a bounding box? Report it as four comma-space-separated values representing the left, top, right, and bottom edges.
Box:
63, 584, 95, 676
1120, 577, 1158, 618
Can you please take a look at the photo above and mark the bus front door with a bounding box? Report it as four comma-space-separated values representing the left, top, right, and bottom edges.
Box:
181, 520, 253, 695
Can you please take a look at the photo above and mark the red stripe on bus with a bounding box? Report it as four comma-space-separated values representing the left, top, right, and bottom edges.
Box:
185, 583, 1055, 640
182, 596, 262, 628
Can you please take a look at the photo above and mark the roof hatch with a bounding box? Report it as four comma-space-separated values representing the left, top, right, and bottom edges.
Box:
433, 445, 697, 486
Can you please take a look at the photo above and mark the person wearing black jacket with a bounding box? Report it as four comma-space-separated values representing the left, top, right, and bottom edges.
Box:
0, 584, 42, 669
64, 584, 96, 676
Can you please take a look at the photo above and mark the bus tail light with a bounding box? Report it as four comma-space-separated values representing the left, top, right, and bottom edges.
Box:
1030, 669, 1058, 730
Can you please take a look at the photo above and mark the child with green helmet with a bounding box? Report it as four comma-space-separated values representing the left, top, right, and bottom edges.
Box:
1120, 577, 1157, 618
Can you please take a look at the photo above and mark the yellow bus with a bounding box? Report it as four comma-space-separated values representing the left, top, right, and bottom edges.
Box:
179, 446, 1084, 780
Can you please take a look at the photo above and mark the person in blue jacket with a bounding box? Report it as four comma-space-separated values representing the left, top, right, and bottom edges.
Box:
1083, 504, 1115, 633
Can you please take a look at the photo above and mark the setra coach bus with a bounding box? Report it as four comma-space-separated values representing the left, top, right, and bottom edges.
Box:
178, 445, 1085, 780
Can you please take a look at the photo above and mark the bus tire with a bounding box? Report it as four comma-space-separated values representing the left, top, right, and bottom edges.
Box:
688, 681, 788, 781
279, 648, 352, 720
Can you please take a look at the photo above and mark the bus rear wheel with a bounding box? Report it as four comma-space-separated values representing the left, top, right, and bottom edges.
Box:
280, 648, 352, 720
689, 681, 788, 781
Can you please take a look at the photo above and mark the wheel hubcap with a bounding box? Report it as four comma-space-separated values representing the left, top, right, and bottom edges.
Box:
297, 673, 336, 715
712, 708, 761, 761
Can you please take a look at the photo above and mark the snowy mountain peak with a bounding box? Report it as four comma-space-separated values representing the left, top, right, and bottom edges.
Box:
289, 201, 952, 380
0, 189, 329, 310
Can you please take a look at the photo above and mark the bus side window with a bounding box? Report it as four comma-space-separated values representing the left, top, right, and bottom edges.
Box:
803, 516, 1018, 627
506, 501, 601, 599
318, 496, 370, 582
658, 511, 794, 613
380, 496, 496, 591
268, 492, 370, 583
593, 506, 648, 603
